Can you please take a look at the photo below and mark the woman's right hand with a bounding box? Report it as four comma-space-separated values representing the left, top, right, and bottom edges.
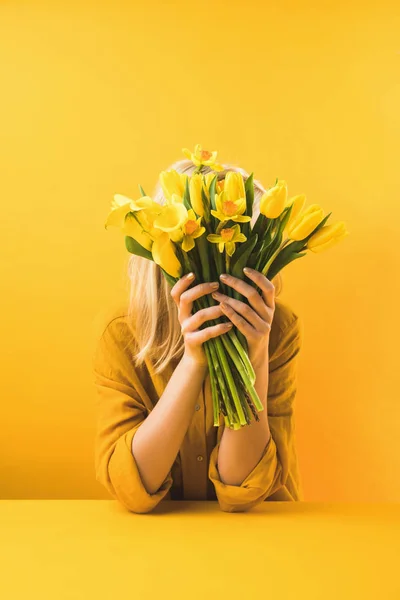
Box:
170, 272, 233, 368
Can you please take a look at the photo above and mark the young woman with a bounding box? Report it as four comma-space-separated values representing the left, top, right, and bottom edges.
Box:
93, 158, 304, 514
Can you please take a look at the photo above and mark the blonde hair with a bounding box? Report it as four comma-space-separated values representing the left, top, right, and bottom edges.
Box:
127, 159, 283, 375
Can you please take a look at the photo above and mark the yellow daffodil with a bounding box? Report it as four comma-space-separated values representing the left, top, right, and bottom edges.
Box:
283, 194, 307, 231
151, 232, 182, 278
216, 177, 225, 194
181, 208, 206, 252
211, 190, 251, 224
105, 193, 164, 250
260, 180, 288, 219
153, 195, 189, 239
104, 194, 154, 230
159, 170, 188, 203
123, 213, 154, 250
207, 224, 247, 256
286, 204, 325, 241
307, 222, 349, 253
182, 144, 224, 171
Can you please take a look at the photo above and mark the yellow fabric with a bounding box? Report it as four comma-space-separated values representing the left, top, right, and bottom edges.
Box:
92, 298, 304, 513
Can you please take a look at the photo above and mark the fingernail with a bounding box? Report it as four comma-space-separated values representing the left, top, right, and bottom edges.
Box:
220, 273, 228, 280
186, 272, 194, 279
243, 267, 252, 273
210, 282, 219, 288
223, 322, 233, 328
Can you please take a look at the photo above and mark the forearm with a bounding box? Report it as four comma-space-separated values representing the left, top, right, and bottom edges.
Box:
131, 353, 207, 494
217, 359, 271, 486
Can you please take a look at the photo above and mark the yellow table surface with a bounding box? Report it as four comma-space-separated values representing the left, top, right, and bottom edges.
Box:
1, 500, 400, 600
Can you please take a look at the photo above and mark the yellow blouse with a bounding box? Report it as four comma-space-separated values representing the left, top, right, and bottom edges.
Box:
92, 297, 304, 513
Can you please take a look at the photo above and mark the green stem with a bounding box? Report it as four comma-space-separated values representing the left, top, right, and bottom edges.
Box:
218, 331, 263, 412
204, 341, 220, 427
194, 297, 237, 427
223, 328, 256, 385
213, 335, 247, 425
261, 238, 290, 276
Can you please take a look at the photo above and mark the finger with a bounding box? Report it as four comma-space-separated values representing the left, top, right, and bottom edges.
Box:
187, 321, 233, 345
170, 272, 196, 308
243, 268, 276, 311
211, 291, 267, 331
218, 302, 261, 340
181, 305, 224, 335
219, 272, 272, 318
179, 281, 220, 322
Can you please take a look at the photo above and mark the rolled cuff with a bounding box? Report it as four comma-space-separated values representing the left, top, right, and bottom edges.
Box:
208, 433, 282, 512
98, 425, 173, 514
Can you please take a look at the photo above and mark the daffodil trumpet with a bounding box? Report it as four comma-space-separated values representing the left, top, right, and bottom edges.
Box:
105, 144, 349, 429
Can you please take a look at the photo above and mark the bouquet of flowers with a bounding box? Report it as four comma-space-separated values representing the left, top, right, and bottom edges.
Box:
105, 144, 349, 430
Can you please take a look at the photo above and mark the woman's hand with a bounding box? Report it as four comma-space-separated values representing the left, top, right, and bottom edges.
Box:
170, 272, 233, 368
210, 267, 276, 369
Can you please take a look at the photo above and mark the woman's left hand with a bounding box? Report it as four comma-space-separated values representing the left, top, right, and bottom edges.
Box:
211, 267, 276, 369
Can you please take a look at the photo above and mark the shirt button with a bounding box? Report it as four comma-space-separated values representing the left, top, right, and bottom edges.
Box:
197, 455, 203, 462
195, 404, 200, 411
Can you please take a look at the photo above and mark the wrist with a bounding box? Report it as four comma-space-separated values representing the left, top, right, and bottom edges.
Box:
249, 345, 270, 371
182, 351, 209, 372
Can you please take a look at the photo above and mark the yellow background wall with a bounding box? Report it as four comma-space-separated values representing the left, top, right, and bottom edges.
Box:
1, 0, 399, 501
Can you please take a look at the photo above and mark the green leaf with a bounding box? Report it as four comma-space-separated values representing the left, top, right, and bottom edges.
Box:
244, 172, 254, 217
252, 211, 267, 239
231, 234, 259, 299
209, 175, 218, 211
138, 184, 147, 197
242, 173, 254, 240
195, 231, 211, 281
208, 174, 219, 231
267, 250, 307, 280
125, 236, 153, 260
230, 234, 258, 272
182, 176, 192, 211
160, 268, 178, 288
303, 211, 332, 242
200, 186, 211, 221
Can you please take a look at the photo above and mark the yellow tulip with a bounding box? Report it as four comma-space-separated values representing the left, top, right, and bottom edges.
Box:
151, 232, 182, 278
182, 144, 224, 171
286, 204, 325, 241
307, 222, 350, 253
211, 190, 251, 224
104, 194, 154, 230
260, 180, 288, 219
189, 173, 206, 217
159, 170, 188, 203
224, 172, 245, 203
181, 209, 206, 252
284, 194, 307, 231
207, 224, 247, 256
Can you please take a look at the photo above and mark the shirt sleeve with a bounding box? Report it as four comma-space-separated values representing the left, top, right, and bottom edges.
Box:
208, 316, 303, 512
93, 317, 173, 514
